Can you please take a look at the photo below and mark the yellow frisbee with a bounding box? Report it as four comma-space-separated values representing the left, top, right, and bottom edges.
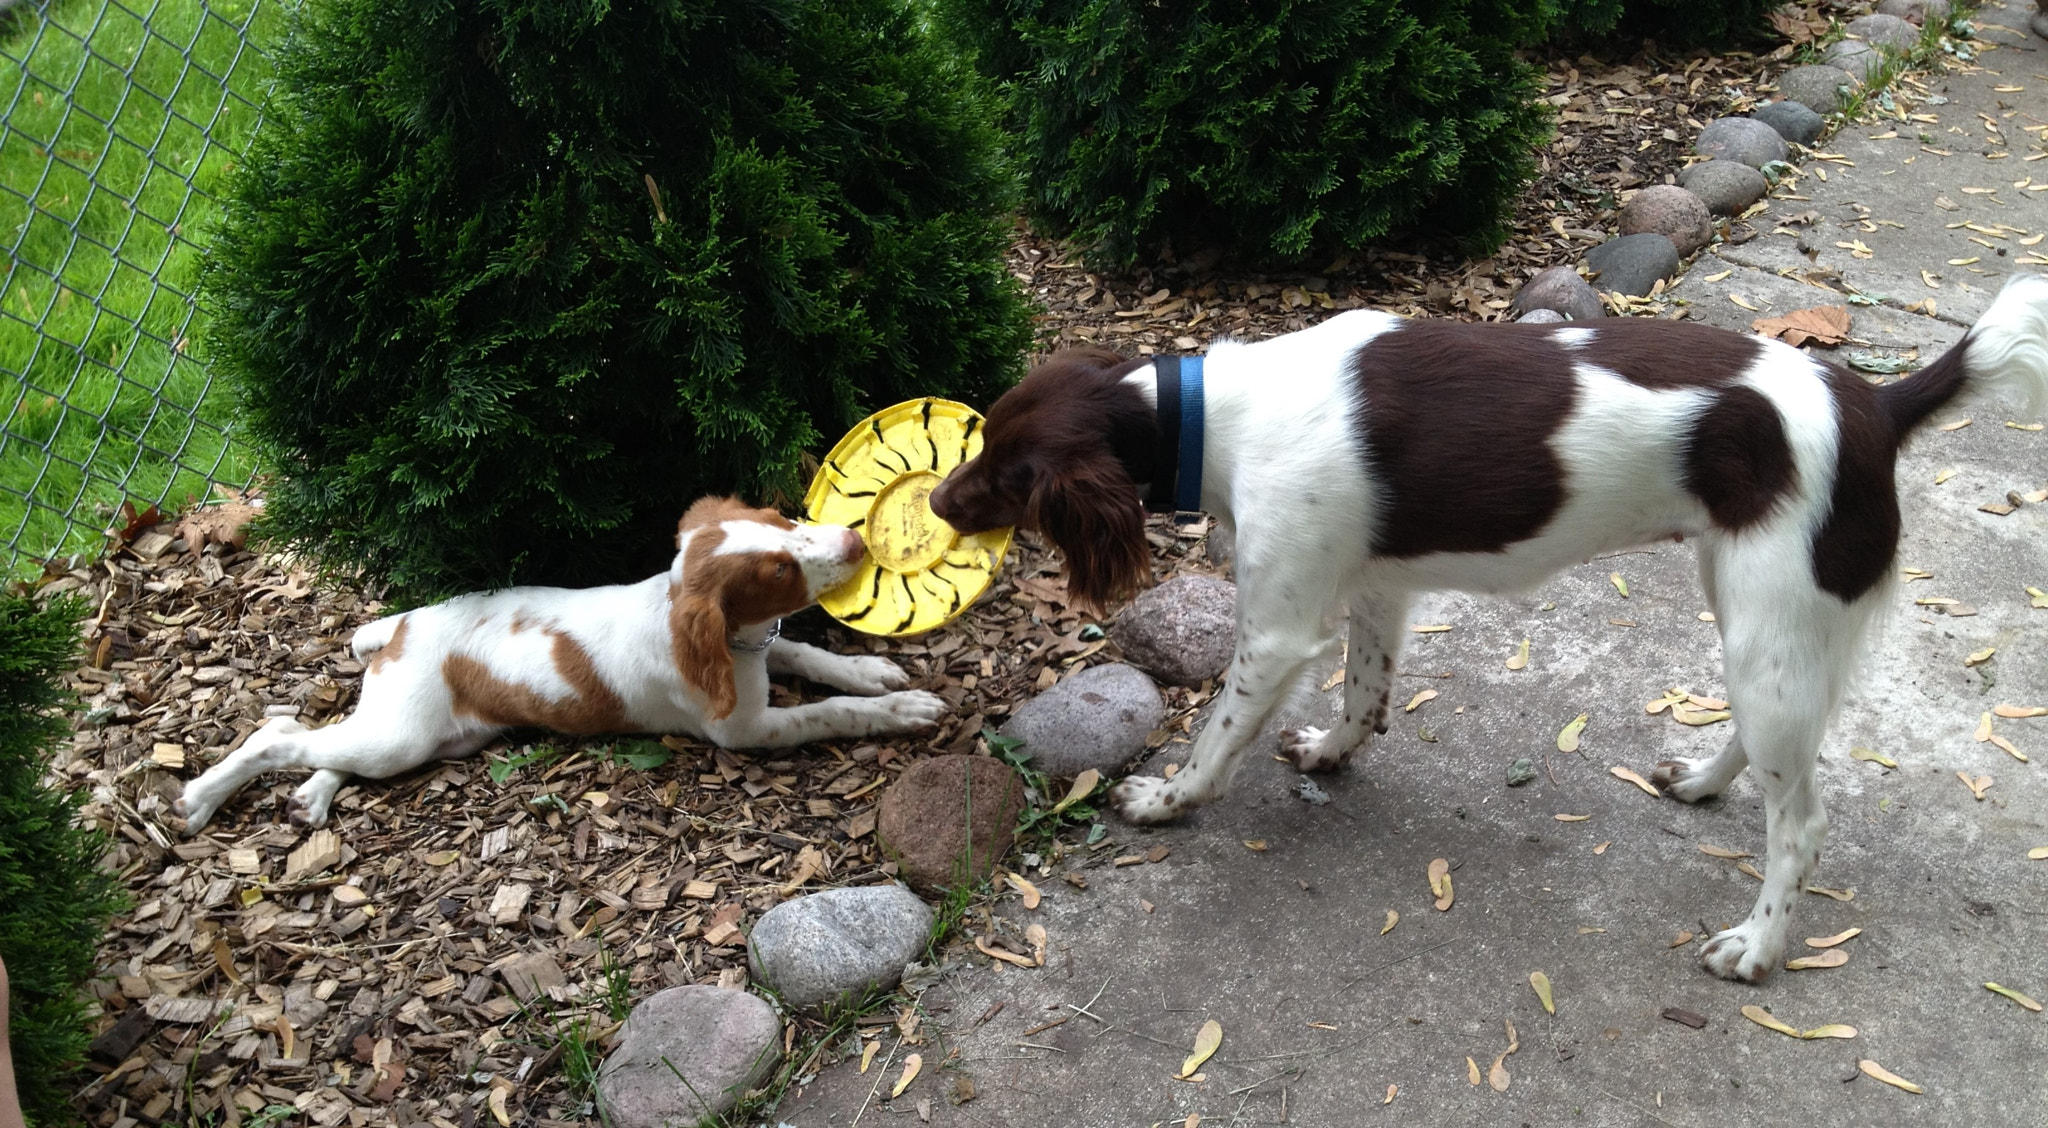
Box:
804, 398, 1013, 636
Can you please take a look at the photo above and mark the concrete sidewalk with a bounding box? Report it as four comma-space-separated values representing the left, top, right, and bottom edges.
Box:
784, 9, 2048, 1124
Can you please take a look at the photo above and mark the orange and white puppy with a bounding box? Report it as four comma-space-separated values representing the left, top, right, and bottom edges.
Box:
174, 497, 944, 834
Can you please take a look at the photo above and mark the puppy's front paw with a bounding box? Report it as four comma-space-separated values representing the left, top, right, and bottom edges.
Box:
1109, 775, 1187, 825
1280, 726, 1352, 772
1651, 758, 1722, 804
839, 655, 911, 696
172, 790, 218, 837
1699, 923, 1781, 984
874, 690, 947, 732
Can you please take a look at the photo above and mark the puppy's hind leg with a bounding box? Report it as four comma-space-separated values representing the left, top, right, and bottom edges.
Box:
176, 717, 311, 834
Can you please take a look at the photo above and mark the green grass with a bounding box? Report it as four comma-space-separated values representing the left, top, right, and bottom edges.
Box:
0, 0, 277, 577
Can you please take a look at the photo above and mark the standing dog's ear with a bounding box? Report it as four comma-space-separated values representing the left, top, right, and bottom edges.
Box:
1028, 452, 1152, 616
670, 591, 737, 720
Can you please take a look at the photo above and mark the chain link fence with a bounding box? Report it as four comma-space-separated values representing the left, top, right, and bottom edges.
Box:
1, 0, 277, 583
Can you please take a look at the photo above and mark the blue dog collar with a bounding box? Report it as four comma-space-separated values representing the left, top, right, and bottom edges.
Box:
1144, 355, 1205, 514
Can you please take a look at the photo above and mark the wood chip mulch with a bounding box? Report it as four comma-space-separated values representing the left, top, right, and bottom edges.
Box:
38, 19, 1844, 1128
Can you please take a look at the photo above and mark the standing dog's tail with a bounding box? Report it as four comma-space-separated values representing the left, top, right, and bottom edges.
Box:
1880, 273, 2048, 437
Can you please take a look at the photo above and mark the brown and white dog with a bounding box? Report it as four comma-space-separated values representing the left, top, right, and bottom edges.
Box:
930, 275, 2048, 982
175, 497, 944, 834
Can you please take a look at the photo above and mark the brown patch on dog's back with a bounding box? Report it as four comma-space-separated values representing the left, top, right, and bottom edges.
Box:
1353, 322, 1576, 557
444, 630, 627, 734
1810, 365, 1900, 601
1683, 385, 1796, 531
1564, 319, 1765, 390
366, 615, 409, 676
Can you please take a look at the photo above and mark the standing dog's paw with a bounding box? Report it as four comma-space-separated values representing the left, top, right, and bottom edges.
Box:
874, 690, 947, 731
1651, 758, 1723, 804
838, 655, 912, 696
1280, 726, 1352, 772
1109, 775, 1186, 825
171, 791, 217, 837
1699, 923, 1780, 984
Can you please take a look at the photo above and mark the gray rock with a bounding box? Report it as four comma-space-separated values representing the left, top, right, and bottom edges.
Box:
1677, 160, 1768, 216
1511, 265, 1606, 321
2035, 9, 2048, 40
1822, 38, 1884, 83
748, 885, 933, 1011
1752, 99, 1824, 145
1583, 234, 1681, 298
1113, 574, 1236, 688
1505, 758, 1537, 787
1847, 12, 1920, 50
1874, 0, 1949, 26
1516, 308, 1567, 324
1776, 64, 1858, 115
1000, 663, 1164, 777
1618, 185, 1713, 257
598, 986, 781, 1127
1695, 117, 1788, 169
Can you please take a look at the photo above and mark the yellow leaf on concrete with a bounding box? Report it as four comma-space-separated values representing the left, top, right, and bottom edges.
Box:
2030, 586, 2048, 609
1506, 638, 1530, 671
1530, 971, 1555, 1015
1742, 1005, 1801, 1038
1850, 747, 1897, 768
1806, 885, 1856, 901
1984, 982, 2044, 1011
1555, 813, 1592, 822
1053, 770, 1100, 814
1990, 734, 2028, 762
1027, 923, 1048, 967
1410, 624, 1453, 634
1858, 1059, 1924, 1094
1610, 766, 1660, 796
1405, 689, 1438, 712
1381, 909, 1398, 936
1427, 858, 1449, 898
1673, 705, 1733, 726
1737, 861, 1766, 881
1384, 1084, 1397, 1104
1958, 771, 1993, 800
1489, 1053, 1511, 1092
1007, 872, 1042, 910
1670, 930, 1695, 948
1806, 927, 1862, 948
1801, 1024, 1858, 1040
1975, 713, 1994, 742
975, 936, 1036, 969
1557, 713, 1589, 753
1467, 1056, 1482, 1085
1994, 704, 2048, 718
1729, 294, 1762, 311
860, 1040, 880, 1072
1700, 844, 1753, 860
1178, 1020, 1222, 1079
1786, 949, 1849, 970
893, 1053, 923, 1098
1644, 691, 1687, 715
1934, 467, 1958, 484
1610, 572, 1630, 597
1242, 839, 1267, 851
1966, 647, 1995, 666
2028, 846, 2048, 860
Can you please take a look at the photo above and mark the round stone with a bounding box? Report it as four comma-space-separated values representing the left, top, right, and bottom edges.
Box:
1847, 12, 1920, 50
1619, 185, 1713, 257
1677, 160, 1768, 216
1752, 100, 1824, 145
877, 754, 1024, 893
1112, 574, 1236, 688
747, 885, 933, 1011
1695, 117, 1788, 169
999, 663, 1164, 778
1874, 0, 1950, 26
598, 986, 781, 1126
1822, 38, 1884, 83
1583, 234, 1681, 298
1776, 64, 1858, 115
1511, 265, 1606, 321
1516, 308, 1567, 324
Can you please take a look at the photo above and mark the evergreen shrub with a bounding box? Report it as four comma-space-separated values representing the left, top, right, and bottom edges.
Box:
202, 0, 1034, 600
936, 0, 1557, 267
1554, 0, 1778, 48
0, 594, 124, 1128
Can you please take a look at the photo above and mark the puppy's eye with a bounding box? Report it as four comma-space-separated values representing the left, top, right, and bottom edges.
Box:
774, 562, 789, 579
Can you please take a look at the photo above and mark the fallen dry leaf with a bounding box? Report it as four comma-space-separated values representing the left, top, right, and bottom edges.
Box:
1994, 704, 2048, 718
1670, 930, 1695, 948
2029, 586, 2048, 609
1645, 691, 1687, 714
1006, 872, 1042, 909
1935, 467, 1959, 485
1990, 734, 2028, 762
1751, 304, 1851, 347
1506, 638, 1530, 671
1976, 712, 1995, 742
1672, 705, 1733, 727
1178, 1020, 1223, 1079
1858, 1059, 1924, 1094
1610, 765, 1660, 797
1984, 982, 2043, 1012
1610, 572, 1629, 598
1741, 1005, 1801, 1038
1958, 771, 1993, 800
1729, 293, 1762, 311
488, 1084, 511, 1128
2028, 846, 2048, 860
1803, 1024, 1858, 1040
1806, 927, 1862, 948
1405, 689, 1439, 712
1384, 1084, 1397, 1105
1737, 861, 1765, 881
1850, 746, 1897, 769
1429, 858, 1455, 911
1785, 949, 1850, 971
1530, 971, 1556, 1015
1382, 909, 1399, 936
1466, 1056, 1482, 1085
1593, 841, 1610, 855
1966, 647, 1996, 667
1411, 623, 1453, 634
1053, 769, 1100, 814
1243, 839, 1267, 852
1557, 713, 1589, 753
861, 1040, 881, 1072
1488, 1053, 1511, 1092
1555, 813, 1591, 823
975, 936, 1037, 969
1807, 885, 1855, 902
893, 1052, 923, 1098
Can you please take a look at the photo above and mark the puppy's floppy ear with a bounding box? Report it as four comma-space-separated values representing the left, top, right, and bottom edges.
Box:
669, 591, 737, 720
1027, 453, 1152, 616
